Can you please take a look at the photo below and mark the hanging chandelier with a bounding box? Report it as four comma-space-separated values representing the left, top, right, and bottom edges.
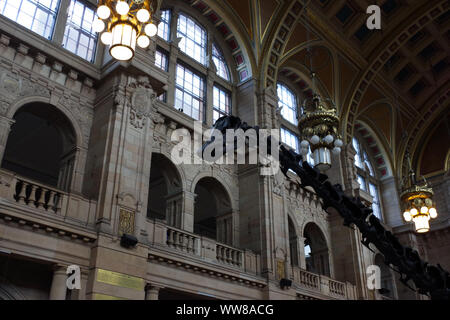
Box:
298, 88, 343, 171
93, 0, 158, 61
401, 154, 438, 233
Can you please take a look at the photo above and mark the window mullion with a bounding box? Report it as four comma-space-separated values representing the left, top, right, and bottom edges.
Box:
52, 0, 70, 44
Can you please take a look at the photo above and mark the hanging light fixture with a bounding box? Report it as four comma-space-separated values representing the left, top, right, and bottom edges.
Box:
96, 0, 158, 61
297, 4, 342, 171
401, 154, 438, 233
298, 85, 342, 171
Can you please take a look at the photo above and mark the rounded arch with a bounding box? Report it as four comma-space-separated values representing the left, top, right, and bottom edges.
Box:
190, 171, 235, 207
147, 152, 184, 224
193, 176, 233, 244
3, 101, 78, 190
302, 221, 330, 277
7, 96, 84, 148
353, 120, 394, 179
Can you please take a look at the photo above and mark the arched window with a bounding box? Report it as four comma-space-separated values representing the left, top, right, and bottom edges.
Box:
277, 83, 298, 125
288, 217, 299, 267
158, 9, 171, 41
194, 177, 233, 245
177, 13, 207, 65
280, 127, 315, 166
212, 43, 230, 81
304, 223, 330, 276
352, 137, 383, 220
147, 153, 182, 228
2, 103, 76, 191
155, 10, 234, 125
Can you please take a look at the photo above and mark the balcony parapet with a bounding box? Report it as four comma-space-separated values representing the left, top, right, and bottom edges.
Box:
291, 266, 357, 300
147, 219, 261, 277
0, 169, 97, 236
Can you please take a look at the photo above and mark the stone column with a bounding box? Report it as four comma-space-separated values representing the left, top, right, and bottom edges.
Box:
182, 190, 196, 233
145, 285, 163, 300
52, 0, 70, 44
297, 236, 306, 269
166, 11, 180, 108
0, 116, 15, 163
49, 265, 67, 300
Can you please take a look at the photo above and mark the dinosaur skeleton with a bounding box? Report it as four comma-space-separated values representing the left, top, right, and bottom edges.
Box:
201, 116, 450, 300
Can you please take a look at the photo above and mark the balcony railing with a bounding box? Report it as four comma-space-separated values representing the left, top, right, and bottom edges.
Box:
292, 266, 357, 300
148, 221, 260, 275
0, 170, 96, 226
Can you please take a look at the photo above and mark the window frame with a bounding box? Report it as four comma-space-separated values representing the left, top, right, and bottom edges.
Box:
61, 0, 98, 63
176, 12, 208, 66
212, 84, 232, 123
353, 136, 384, 221
175, 62, 206, 122
0, 0, 61, 40
277, 82, 299, 126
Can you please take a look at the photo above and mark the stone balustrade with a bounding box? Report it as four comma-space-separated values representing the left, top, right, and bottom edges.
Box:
148, 220, 260, 275
14, 177, 63, 214
216, 243, 243, 267
0, 169, 97, 226
166, 226, 200, 255
292, 266, 357, 300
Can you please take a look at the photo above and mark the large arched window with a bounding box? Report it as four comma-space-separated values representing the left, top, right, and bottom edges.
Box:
2, 103, 77, 191
212, 43, 230, 81
352, 137, 383, 220
277, 83, 298, 125
304, 223, 330, 276
177, 13, 207, 65
154, 9, 234, 125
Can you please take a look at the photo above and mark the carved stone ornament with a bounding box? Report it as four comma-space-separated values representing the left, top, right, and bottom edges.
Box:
127, 81, 156, 129
0, 71, 50, 115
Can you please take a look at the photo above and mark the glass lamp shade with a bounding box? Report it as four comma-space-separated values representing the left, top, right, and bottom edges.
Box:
97, 5, 111, 19
101, 32, 112, 45
313, 147, 331, 171
413, 215, 430, 233
145, 23, 158, 37
137, 9, 150, 23
116, 1, 130, 16
110, 23, 137, 61
429, 207, 438, 219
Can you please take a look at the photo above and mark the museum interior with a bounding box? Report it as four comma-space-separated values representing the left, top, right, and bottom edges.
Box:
0, 0, 448, 300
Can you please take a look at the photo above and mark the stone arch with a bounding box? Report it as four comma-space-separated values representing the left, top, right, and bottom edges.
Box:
162, 0, 255, 82
302, 222, 330, 276
353, 120, 394, 179
6, 96, 84, 148
147, 152, 184, 227
2, 101, 79, 191
288, 215, 300, 267
193, 176, 233, 245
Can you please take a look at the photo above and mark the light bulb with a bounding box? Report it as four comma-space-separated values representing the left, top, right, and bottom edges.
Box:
116, 1, 129, 15
300, 140, 310, 148
310, 135, 320, 145
101, 32, 112, 45
97, 5, 111, 19
403, 211, 412, 222
429, 207, 437, 219
334, 139, 343, 147
137, 35, 150, 48
324, 135, 334, 144
145, 23, 158, 37
332, 147, 341, 155
92, 19, 105, 33
420, 206, 428, 214
410, 208, 418, 216
137, 9, 150, 23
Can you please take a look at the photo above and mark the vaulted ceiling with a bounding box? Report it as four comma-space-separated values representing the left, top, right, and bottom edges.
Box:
181, 0, 449, 179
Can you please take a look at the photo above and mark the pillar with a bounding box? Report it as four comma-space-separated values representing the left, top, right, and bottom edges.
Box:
0, 116, 15, 163
145, 285, 163, 300
49, 265, 67, 300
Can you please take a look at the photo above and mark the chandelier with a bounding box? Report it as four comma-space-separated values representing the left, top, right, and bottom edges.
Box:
401, 154, 438, 233
298, 91, 343, 171
93, 0, 158, 61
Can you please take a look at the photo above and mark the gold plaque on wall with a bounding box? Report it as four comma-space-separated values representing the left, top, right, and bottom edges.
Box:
277, 260, 286, 280
118, 208, 135, 236
97, 269, 144, 291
